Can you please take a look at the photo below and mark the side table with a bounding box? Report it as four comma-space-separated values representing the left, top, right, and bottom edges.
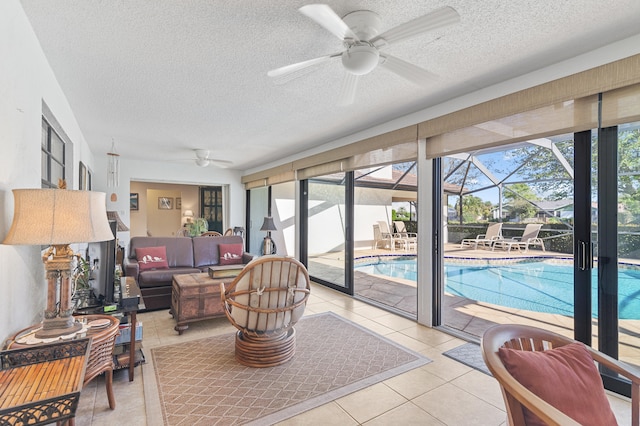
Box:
5, 315, 119, 410
0, 338, 91, 426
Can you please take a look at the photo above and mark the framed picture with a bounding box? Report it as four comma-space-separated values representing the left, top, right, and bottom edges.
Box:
176, 197, 182, 209
86, 168, 92, 190
158, 197, 173, 210
79, 162, 87, 190
130, 193, 139, 211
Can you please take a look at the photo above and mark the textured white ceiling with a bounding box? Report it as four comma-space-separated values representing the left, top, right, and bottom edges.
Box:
18, 0, 640, 171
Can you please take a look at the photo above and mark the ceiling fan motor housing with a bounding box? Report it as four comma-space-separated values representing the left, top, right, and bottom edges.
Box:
342, 44, 380, 75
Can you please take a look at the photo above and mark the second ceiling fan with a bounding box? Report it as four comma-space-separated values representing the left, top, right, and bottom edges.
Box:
268, 4, 460, 105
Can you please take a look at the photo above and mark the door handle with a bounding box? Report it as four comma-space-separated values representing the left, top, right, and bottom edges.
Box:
577, 240, 593, 271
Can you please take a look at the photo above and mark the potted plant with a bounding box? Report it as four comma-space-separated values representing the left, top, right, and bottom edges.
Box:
186, 217, 209, 236
72, 255, 95, 308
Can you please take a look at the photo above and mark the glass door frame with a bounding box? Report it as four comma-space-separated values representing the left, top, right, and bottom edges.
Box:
299, 173, 355, 295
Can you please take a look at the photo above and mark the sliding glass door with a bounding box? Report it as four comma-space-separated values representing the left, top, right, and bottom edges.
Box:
305, 172, 353, 292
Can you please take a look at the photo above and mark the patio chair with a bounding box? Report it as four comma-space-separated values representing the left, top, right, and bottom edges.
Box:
492, 223, 545, 252
481, 324, 640, 426
201, 231, 222, 237
378, 221, 408, 251
220, 255, 311, 367
393, 220, 417, 251
460, 222, 503, 249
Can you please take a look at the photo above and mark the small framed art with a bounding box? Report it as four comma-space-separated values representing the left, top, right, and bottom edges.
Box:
130, 193, 139, 211
158, 197, 173, 210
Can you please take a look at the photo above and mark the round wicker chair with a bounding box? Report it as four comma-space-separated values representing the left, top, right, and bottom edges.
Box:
220, 256, 310, 367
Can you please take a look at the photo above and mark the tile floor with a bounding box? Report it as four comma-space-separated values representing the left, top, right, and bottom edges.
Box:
76, 282, 632, 425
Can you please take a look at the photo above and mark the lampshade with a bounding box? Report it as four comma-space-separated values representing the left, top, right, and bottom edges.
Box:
3, 189, 115, 246
107, 210, 129, 232
183, 210, 194, 217
260, 216, 277, 232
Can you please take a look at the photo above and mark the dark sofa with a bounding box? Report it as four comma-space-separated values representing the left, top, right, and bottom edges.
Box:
123, 235, 254, 310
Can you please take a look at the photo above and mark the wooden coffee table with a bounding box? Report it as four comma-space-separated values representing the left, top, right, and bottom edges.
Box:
171, 273, 230, 335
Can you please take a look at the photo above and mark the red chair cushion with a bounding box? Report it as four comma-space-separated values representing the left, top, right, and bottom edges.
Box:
136, 246, 169, 271
498, 342, 617, 426
218, 243, 243, 265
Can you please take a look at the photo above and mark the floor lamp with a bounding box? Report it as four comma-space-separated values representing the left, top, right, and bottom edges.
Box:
3, 189, 114, 338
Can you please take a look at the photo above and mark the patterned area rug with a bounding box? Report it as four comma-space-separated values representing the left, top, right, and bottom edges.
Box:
443, 342, 492, 376
151, 312, 431, 425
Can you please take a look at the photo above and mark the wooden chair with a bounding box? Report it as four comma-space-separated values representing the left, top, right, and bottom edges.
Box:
201, 231, 222, 237
481, 324, 640, 426
220, 256, 311, 367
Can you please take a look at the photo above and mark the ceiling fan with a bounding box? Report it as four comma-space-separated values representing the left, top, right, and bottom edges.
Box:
193, 149, 233, 168
268, 4, 460, 105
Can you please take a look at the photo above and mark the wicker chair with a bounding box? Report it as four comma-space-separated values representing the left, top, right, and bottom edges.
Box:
220, 256, 310, 367
481, 324, 640, 426
83, 315, 120, 410
201, 231, 222, 237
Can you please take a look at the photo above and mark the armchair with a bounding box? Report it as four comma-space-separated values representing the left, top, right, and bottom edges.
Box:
220, 256, 311, 367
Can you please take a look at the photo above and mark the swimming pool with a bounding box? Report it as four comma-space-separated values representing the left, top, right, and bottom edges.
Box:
355, 257, 640, 319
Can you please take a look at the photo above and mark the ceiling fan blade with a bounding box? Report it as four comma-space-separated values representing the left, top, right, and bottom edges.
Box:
299, 4, 359, 42
337, 72, 359, 106
209, 159, 233, 168
267, 54, 338, 79
379, 54, 438, 86
370, 6, 460, 47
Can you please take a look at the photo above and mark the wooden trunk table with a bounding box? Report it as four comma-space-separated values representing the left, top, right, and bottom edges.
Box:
171, 273, 229, 335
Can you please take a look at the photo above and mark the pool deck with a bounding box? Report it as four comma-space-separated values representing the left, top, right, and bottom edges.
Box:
309, 243, 640, 366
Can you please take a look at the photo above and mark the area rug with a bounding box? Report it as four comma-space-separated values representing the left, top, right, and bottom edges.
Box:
150, 312, 431, 425
443, 342, 492, 376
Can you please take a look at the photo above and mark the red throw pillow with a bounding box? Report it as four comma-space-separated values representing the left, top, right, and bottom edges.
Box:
136, 246, 169, 271
498, 342, 617, 426
219, 243, 243, 265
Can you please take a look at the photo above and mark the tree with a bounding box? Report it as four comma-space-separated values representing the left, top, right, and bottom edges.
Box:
455, 195, 493, 223
503, 183, 539, 221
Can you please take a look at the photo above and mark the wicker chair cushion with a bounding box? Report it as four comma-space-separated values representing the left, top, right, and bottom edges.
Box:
230, 257, 307, 332
498, 342, 617, 426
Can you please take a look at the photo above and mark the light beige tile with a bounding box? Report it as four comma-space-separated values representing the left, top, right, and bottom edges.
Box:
450, 370, 504, 409
363, 402, 445, 426
336, 383, 407, 424
419, 353, 473, 382
413, 383, 506, 425
276, 402, 358, 425
384, 367, 447, 399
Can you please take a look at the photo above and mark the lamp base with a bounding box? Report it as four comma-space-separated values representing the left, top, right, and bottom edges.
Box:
35, 317, 83, 338
262, 236, 276, 255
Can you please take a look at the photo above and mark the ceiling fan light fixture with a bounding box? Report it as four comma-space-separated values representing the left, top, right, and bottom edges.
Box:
195, 158, 210, 167
195, 149, 210, 160
341, 44, 379, 75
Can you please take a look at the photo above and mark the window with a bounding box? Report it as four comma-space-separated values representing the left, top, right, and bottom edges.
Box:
41, 117, 66, 188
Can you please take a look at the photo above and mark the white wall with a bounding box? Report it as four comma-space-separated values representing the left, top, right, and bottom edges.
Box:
0, 0, 97, 341
91, 156, 245, 251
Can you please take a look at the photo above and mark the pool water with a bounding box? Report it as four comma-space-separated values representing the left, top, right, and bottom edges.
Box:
355, 258, 640, 319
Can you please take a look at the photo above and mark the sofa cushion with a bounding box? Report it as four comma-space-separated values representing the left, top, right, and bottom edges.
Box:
498, 342, 617, 426
138, 267, 201, 288
129, 237, 195, 268
219, 243, 244, 265
192, 235, 244, 268
136, 246, 169, 271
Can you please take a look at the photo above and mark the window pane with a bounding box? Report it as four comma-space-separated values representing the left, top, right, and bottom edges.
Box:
51, 161, 64, 184
41, 122, 48, 149
51, 131, 64, 161
41, 151, 48, 179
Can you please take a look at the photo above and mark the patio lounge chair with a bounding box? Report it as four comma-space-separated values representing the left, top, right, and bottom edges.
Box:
492, 223, 545, 252
378, 221, 411, 251
460, 222, 503, 249
393, 220, 417, 250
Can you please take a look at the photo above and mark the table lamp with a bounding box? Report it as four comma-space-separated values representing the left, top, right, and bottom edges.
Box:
260, 216, 277, 255
3, 189, 115, 338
